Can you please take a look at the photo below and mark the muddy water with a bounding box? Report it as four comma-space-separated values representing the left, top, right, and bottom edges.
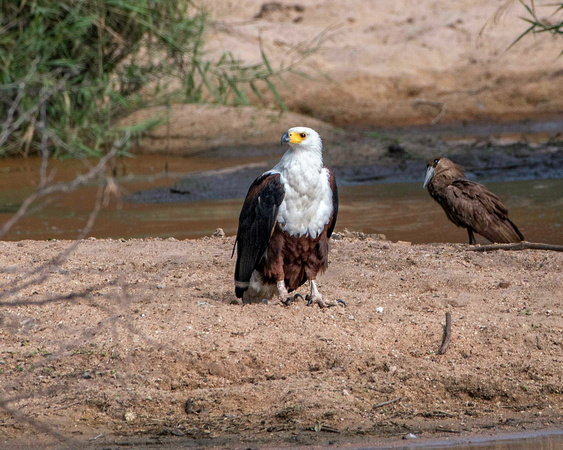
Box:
377, 429, 563, 449
0, 154, 562, 244
0, 155, 249, 241
338, 178, 563, 245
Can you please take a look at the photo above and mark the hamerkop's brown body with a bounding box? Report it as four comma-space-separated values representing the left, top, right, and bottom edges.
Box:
423, 157, 524, 245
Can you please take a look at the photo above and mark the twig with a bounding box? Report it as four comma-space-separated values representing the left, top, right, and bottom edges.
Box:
0, 71, 74, 151
0, 397, 76, 444
311, 424, 340, 433
0, 136, 124, 302
374, 396, 402, 409
0, 178, 117, 299
318, 425, 340, 433
466, 241, 563, 252
438, 312, 452, 355
412, 99, 447, 125
38, 100, 50, 186
0, 287, 96, 307
54, 401, 82, 411
0, 57, 40, 148
421, 410, 456, 418
0, 133, 127, 239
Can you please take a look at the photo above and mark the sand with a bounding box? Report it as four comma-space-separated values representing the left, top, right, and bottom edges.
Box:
0, 235, 561, 447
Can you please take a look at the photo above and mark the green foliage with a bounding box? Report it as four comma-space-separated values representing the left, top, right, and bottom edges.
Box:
0, 0, 290, 157
512, 1, 563, 50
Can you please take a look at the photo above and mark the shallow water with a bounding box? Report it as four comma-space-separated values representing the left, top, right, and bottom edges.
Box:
337, 178, 562, 245
374, 429, 563, 449
0, 155, 561, 244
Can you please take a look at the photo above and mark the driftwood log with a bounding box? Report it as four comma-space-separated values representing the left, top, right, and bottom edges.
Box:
466, 241, 563, 252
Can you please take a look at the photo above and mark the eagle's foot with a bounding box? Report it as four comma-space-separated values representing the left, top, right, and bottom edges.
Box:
281, 293, 305, 306
305, 294, 346, 308
305, 280, 345, 308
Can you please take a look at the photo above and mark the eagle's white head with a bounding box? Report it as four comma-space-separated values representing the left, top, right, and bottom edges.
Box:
281, 127, 322, 155
274, 126, 332, 238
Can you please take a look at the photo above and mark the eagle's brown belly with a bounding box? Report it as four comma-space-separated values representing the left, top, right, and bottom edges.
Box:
259, 224, 330, 292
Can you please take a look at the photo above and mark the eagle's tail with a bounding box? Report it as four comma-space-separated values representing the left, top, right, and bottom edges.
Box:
234, 281, 249, 299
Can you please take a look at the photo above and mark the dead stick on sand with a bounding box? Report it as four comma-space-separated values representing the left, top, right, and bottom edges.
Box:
466, 242, 563, 252
373, 397, 402, 409
412, 99, 446, 125
438, 312, 452, 355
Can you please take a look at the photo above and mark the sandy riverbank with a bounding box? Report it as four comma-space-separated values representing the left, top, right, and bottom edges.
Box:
0, 235, 561, 447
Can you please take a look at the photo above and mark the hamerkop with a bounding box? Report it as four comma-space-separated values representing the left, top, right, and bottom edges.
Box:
423, 157, 524, 244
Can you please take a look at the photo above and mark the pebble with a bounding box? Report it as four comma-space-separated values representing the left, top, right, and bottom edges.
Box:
212, 228, 225, 238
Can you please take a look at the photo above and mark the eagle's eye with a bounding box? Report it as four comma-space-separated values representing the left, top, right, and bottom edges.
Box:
434, 158, 439, 165
300, 133, 307, 138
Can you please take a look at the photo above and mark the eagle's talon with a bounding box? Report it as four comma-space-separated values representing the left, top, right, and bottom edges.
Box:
330, 299, 346, 307
307, 297, 345, 308
282, 293, 305, 306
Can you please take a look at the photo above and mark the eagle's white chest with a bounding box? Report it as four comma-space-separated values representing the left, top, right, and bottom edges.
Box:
270, 150, 333, 239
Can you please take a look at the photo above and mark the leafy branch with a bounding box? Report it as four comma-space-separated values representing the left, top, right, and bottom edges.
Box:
0, 0, 306, 158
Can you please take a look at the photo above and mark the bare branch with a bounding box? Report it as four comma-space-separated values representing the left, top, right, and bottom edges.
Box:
466, 241, 563, 252
438, 312, 452, 355
413, 99, 447, 125
38, 100, 50, 186
0, 175, 120, 298
0, 133, 128, 239
0, 58, 40, 149
0, 72, 74, 152
373, 397, 402, 409
0, 397, 77, 445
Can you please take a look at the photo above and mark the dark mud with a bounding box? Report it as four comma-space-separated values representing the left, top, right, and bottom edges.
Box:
79, 427, 563, 449
335, 141, 563, 185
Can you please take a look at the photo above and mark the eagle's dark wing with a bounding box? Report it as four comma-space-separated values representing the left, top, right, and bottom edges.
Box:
327, 169, 338, 238
234, 173, 285, 298
445, 179, 524, 243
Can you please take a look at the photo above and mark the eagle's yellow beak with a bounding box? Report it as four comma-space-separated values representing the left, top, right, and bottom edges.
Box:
281, 131, 307, 145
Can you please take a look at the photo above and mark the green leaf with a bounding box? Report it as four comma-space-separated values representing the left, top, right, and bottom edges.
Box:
265, 78, 288, 111
249, 81, 266, 105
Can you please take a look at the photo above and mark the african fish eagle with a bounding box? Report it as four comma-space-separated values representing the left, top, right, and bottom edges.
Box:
233, 127, 342, 308
424, 157, 525, 244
